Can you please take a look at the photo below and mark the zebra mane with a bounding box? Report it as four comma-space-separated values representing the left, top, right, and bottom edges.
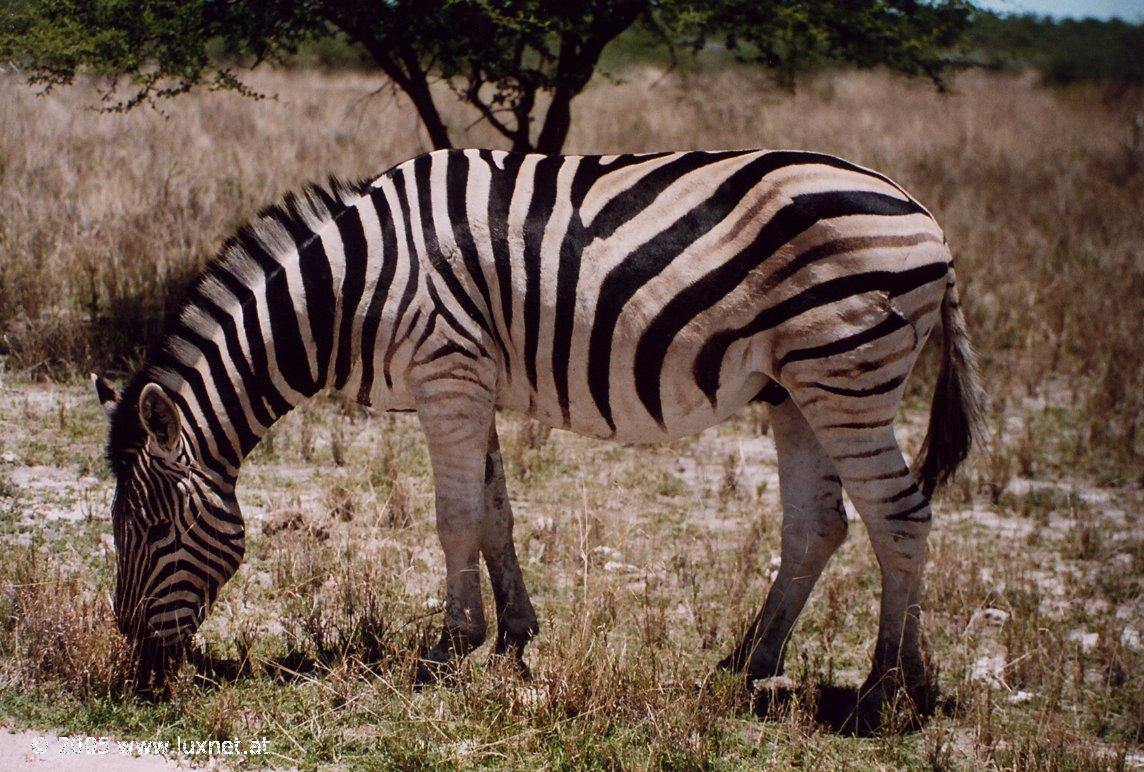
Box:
106, 175, 375, 474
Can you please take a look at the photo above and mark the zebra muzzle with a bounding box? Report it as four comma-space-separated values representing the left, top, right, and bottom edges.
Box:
132, 634, 186, 699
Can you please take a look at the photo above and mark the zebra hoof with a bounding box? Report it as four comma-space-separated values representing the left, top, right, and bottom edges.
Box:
413, 642, 453, 686
713, 650, 783, 686
846, 674, 936, 736
487, 650, 531, 681
413, 663, 434, 686
413, 657, 447, 686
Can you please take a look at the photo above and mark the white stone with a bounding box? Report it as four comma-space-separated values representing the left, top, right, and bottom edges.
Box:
970, 654, 1007, 687
1069, 630, 1099, 651
982, 607, 1010, 624
592, 545, 623, 562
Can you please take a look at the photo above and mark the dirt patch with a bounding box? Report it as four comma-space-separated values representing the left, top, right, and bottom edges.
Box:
0, 728, 178, 769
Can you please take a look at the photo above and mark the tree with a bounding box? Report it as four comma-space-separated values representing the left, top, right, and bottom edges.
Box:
683, 0, 973, 90
0, 0, 972, 154
962, 12, 1143, 87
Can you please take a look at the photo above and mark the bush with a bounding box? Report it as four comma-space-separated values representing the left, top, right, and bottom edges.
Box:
964, 13, 1144, 86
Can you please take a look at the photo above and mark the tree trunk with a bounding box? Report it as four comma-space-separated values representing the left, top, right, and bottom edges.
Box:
535, 86, 574, 154
327, 16, 454, 150
400, 71, 453, 150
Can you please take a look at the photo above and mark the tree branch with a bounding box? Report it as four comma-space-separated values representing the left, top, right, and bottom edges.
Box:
462, 68, 517, 141
320, 4, 453, 149
536, 1, 648, 153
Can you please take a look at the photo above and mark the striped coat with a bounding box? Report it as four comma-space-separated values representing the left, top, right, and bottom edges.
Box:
97, 148, 983, 731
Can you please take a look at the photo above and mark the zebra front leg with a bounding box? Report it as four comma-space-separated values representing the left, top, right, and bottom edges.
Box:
719, 396, 847, 682
413, 378, 495, 683
481, 421, 540, 675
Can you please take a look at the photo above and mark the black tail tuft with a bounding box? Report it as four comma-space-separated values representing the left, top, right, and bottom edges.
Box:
916, 269, 986, 498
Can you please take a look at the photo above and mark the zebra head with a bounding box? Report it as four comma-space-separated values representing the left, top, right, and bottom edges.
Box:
93, 374, 245, 691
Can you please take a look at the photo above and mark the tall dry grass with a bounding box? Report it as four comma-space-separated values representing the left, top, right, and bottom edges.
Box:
0, 67, 1140, 765
1, 382, 1139, 765
0, 66, 1141, 477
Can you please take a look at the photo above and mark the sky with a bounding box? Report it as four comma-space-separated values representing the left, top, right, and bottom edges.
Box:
974, 0, 1143, 20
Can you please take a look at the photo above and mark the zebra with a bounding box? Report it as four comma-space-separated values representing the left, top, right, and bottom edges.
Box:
92, 148, 983, 732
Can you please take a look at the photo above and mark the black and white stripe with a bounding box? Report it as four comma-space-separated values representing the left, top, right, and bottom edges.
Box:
101, 148, 983, 709
135, 150, 947, 448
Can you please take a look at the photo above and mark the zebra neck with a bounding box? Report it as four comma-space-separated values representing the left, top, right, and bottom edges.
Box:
152, 334, 319, 487
154, 191, 380, 482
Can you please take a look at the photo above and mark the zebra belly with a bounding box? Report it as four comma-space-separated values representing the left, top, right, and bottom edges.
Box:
493, 350, 771, 444
608, 367, 769, 443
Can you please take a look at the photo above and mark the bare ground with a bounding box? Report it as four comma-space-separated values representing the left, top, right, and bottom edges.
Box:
1, 372, 1140, 768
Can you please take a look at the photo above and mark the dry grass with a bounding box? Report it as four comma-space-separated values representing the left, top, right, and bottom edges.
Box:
0, 380, 1140, 767
1, 66, 1141, 478
0, 65, 1141, 767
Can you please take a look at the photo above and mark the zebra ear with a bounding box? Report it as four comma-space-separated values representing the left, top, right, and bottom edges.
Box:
138, 383, 180, 453
91, 373, 119, 417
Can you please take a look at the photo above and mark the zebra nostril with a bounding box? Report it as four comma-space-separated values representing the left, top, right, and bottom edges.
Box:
115, 593, 151, 639
147, 521, 172, 543
117, 607, 144, 639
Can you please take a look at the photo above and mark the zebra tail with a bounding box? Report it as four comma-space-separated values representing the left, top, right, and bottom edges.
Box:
915, 265, 987, 498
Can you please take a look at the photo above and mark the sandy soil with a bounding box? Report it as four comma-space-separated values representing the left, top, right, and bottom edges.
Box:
0, 728, 178, 769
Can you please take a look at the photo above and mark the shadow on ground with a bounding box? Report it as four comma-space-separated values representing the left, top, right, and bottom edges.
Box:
751, 682, 958, 736
186, 644, 959, 738
185, 646, 390, 686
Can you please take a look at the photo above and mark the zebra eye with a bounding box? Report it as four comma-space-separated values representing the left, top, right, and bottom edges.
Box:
147, 521, 172, 544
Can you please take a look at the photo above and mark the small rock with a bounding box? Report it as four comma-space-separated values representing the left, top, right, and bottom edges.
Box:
1007, 690, 1034, 704
1110, 553, 1134, 572
1121, 628, 1141, 650
1082, 598, 1110, 615
592, 545, 623, 563
0, 452, 16, 464
970, 654, 1006, 687
450, 739, 476, 757
981, 607, 1010, 624
1069, 630, 1099, 651
752, 675, 797, 692
262, 508, 329, 540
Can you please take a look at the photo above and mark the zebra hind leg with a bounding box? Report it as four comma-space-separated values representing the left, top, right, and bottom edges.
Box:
718, 396, 847, 689
481, 421, 540, 676
800, 409, 937, 735
413, 378, 495, 684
